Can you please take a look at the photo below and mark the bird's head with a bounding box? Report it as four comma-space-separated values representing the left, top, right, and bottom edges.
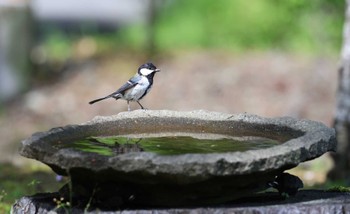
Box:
138, 62, 161, 76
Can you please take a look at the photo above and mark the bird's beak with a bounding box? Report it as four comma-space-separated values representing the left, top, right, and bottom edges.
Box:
154, 68, 161, 72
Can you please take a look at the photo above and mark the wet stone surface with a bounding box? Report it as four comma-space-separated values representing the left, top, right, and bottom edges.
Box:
19, 110, 336, 207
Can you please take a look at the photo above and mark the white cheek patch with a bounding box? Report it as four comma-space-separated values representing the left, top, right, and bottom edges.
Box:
140, 68, 154, 76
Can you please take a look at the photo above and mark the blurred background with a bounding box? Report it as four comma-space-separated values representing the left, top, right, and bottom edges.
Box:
0, 0, 345, 211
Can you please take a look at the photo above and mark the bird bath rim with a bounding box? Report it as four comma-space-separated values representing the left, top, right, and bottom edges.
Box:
19, 110, 336, 179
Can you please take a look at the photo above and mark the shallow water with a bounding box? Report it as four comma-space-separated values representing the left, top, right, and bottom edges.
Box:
58, 133, 280, 156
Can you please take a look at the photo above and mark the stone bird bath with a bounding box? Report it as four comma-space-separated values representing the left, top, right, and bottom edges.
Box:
17, 110, 336, 210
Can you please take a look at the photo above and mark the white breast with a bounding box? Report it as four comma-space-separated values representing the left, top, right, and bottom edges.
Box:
123, 76, 150, 101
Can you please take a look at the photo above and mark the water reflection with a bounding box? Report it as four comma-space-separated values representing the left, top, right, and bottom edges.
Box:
61, 134, 280, 156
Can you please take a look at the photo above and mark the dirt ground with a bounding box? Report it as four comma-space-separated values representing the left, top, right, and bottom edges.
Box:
0, 51, 338, 184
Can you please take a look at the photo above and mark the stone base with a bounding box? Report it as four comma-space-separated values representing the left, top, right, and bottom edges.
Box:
12, 190, 350, 214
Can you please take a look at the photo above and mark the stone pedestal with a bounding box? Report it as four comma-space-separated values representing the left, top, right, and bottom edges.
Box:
12, 190, 350, 214
18, 110, 336, 208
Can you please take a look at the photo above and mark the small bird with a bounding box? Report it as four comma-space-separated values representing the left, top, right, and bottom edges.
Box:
89, 62, 161, 111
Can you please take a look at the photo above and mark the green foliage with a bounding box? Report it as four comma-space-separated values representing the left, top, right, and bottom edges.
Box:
111, 0, 342, 54
0, 164, 63, 213
0, 190, 10, 213
39, 0, 344, 63
150, 0, 344, 53
44, 31, 73, 62
327, 185, 350, 192
53, 196, 71, 213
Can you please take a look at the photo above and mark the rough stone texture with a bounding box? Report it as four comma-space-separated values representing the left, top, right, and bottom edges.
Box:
19, 110, 337, 206
12, 190, 350, 214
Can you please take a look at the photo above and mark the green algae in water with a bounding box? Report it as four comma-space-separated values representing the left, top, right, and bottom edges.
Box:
65, 139, 114, 156
65, 134, 280, 156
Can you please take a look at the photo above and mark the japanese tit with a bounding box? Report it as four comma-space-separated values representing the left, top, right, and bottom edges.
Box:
89, 62, 161, 111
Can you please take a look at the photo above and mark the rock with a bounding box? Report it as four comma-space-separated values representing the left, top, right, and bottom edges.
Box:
19, 110, 337, 207
11, 192, 60, 214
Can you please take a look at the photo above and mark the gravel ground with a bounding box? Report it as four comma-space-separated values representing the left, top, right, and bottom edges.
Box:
0, 51, 338, 175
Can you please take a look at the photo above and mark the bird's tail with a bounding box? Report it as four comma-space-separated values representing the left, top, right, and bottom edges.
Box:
89, 95, 113, 104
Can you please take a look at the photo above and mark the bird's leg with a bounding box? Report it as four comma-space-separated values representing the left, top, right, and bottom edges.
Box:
127, 101, 131, 111
137, 101, 145, 110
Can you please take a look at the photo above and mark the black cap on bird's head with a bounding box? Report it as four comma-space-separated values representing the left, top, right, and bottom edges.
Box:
138, 62, 161, 76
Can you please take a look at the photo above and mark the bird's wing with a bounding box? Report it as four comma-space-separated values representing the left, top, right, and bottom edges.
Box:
113, 74, 141, 95
89, 74, 141, 104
